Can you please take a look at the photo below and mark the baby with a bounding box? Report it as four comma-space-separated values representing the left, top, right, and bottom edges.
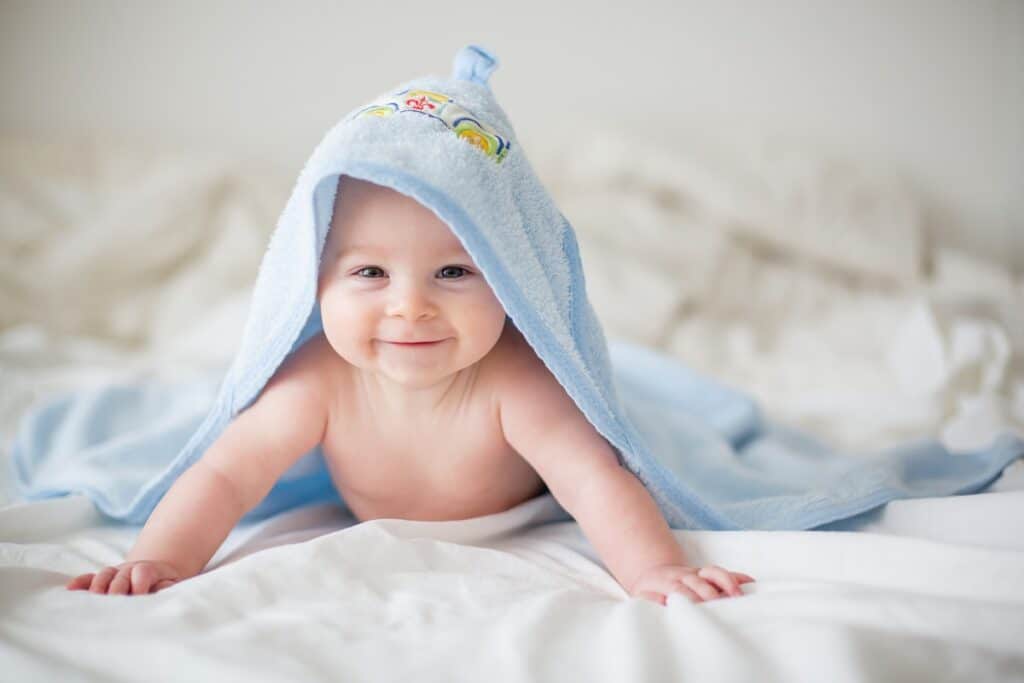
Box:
68, 174, 755, 605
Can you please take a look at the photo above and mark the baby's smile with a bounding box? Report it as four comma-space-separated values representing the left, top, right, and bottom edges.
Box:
381, 338, 448, 346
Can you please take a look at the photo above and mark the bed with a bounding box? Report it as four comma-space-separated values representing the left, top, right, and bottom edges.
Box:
2, 130, 1022, 681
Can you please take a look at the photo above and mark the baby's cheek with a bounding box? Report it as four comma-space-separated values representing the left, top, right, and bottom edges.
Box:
320, 297, 367, 355
472, 298, 508, 349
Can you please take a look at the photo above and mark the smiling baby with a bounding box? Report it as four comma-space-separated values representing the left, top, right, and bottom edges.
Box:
68, 175, 754, 605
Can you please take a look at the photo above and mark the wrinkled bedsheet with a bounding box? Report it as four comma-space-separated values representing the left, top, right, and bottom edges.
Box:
2, 468, 1023, 681
2, 131, 1022, 680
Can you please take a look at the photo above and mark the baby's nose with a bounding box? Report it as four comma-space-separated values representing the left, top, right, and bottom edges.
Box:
385, 283, 437, 320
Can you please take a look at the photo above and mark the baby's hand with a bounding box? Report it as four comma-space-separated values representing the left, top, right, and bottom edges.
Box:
630, 564, 756, 606
66, 560, 183, 596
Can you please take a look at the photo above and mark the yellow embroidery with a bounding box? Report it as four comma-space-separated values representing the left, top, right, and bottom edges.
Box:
351, 89, 510, 163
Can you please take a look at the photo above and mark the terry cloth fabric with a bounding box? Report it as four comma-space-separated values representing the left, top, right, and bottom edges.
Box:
10, 45, 1024, 530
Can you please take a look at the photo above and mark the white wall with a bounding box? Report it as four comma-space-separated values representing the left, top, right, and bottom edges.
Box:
1, 0, 1021, 269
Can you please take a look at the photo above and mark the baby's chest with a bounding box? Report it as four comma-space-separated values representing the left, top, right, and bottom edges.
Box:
319, 409, 543, 519
324, 419, 505, 489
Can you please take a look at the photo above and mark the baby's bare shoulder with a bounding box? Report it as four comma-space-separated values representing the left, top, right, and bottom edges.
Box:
488, 322, 620, 506
201, 333, 336, 507
481, 321, 541, 381
483, 322, 567, 408
269, 332, 339, 392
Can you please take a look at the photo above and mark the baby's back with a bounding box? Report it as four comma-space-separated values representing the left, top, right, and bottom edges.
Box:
303, 323, 547, 521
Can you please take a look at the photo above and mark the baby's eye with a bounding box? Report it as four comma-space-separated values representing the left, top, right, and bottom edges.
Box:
355, 266, 385, 279
438, 266, 470, 279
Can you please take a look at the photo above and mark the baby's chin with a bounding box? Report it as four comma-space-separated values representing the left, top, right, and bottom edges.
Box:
361, 359, 468, 390
372, 350, 493, 390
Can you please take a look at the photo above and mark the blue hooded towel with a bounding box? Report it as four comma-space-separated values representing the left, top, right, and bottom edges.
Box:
10, 45, 1023, 530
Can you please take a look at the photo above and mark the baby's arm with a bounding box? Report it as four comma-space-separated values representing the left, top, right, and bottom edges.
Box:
67, 345, 329, 595
499, 354, 755, 606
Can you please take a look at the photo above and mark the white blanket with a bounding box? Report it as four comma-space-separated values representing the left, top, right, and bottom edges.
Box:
2, 131, 1023, 680
2, 470, 1023, 681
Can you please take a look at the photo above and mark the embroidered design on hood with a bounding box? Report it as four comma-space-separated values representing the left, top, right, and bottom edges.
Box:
350, 88, 512, 163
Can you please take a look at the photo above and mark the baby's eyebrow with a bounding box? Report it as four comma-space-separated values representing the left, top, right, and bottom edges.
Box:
337, 244, 383, 257
338, 244, 470, 259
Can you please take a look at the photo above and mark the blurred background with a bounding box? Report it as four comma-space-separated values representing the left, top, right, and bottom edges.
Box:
3, 0, 1021, 264
1, 0, 1022, 467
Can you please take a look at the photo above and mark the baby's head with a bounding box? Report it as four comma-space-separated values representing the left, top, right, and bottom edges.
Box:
316, 175, 507, 388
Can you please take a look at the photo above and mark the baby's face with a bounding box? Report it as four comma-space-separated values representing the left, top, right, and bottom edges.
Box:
317, 176, 507, 389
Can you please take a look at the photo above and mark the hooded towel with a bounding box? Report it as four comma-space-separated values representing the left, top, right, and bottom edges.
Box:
10, 45, 1024, 529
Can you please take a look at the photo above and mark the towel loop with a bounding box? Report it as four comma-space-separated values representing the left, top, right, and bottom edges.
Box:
452, 44, 499, 86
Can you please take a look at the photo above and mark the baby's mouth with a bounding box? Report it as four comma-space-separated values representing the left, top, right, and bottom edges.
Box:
382, 339, 447, 347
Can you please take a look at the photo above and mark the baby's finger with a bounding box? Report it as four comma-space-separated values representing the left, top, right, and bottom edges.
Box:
732, 572, 756, 584
151, 579, 176, 594
636, 590, 666, 606
89, 567, 118, 594
668, 581, 702, 604
108, 568, 132, 595
66, 573, 95, 591
679, 574, 721, 601
698, 566, 741, 596
130, 563, 158, 595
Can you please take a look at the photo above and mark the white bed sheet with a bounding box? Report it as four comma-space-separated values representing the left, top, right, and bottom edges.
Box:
2, 133, 1023, 681
2, 463, 1023, 682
